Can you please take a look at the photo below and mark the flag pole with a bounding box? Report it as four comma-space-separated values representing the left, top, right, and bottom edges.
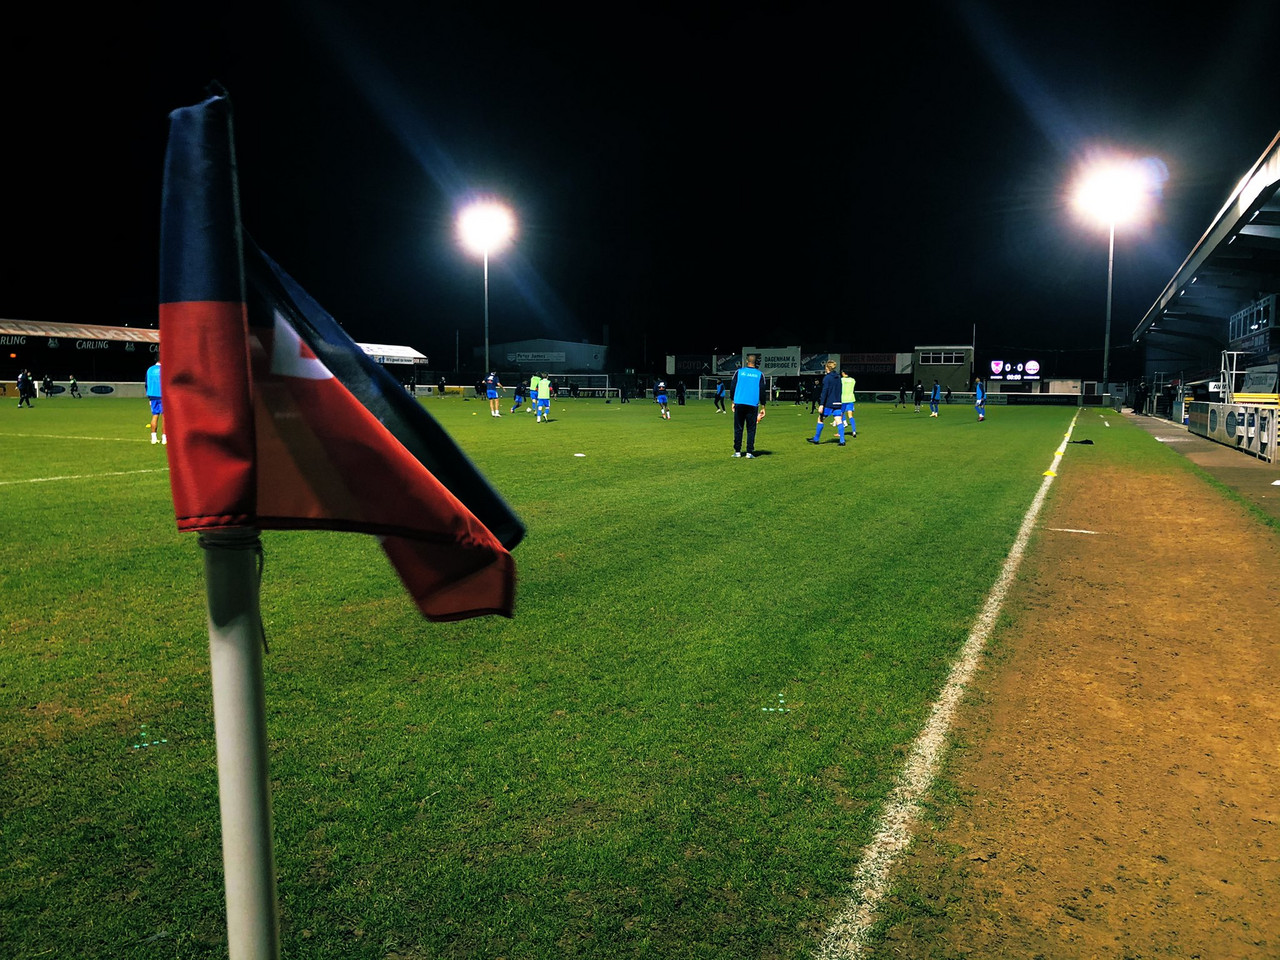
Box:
201, 528, 279, 960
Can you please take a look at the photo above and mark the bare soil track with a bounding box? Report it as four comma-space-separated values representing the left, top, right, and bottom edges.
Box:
867, 413, 1280, 959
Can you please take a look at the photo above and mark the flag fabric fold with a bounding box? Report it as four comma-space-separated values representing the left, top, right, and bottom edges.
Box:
159, 93, 522, 621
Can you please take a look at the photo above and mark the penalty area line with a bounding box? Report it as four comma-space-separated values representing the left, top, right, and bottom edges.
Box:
817, 409, 1081, 959
0, 467, 169, 486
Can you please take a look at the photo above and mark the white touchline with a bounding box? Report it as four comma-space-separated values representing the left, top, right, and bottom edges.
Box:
4, 433, 152, 442
0, 468, 169, 486
817, 409, 1081, 959
1048, 528, 1100, 535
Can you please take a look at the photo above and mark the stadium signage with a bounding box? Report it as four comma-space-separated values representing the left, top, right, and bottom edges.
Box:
89, 384, 116, 395
742, 346, 800, 377
988, 359, 1041, 382
508, 351, 566, 363
76, 340, 111, 350
0, 335, 26, 345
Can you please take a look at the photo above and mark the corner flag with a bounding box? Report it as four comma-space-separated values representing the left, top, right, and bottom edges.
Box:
157, 91, 524, 959
159, 92, 522, 621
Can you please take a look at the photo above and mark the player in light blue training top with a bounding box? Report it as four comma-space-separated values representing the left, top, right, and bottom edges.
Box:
974, 377, 986, 421
929, 379, 941, 417
146, 360, 165, 445
730, 354, 766, 457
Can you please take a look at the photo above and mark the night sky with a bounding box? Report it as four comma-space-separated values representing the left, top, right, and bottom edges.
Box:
4, 1, 1279, 375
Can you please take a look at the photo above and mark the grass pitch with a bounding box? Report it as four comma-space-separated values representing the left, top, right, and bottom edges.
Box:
2, 394, 1080, 958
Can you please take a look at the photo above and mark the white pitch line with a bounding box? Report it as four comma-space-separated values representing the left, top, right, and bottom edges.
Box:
2, 432, 152, 443
0, 467, 169, 486
1047, 527, 1100, 535
817, 409, 1081, 959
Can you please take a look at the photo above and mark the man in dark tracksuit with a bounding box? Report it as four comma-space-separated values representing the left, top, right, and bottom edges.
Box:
806, 360, 846, 445
730, 354, 767, 458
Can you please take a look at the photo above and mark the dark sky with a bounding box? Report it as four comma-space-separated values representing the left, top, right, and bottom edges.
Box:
4, 1, 1279, 373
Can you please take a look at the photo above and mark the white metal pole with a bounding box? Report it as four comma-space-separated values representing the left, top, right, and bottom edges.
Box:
1103, 221, 1115, 388
483, 250, 491, 374
202, 528, 279, 960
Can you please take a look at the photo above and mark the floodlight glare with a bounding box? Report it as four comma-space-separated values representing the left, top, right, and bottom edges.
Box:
457, 200, 516, 373
1070, 155, 1162, 387
458, 202, 515, 256
1073, 160, 1149, 227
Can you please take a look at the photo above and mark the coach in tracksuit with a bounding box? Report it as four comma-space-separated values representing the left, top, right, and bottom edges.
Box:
730, 354, 766, 457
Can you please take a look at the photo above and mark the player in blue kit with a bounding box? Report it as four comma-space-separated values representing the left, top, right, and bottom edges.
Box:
146, 360, 165, 444
730, 353, 766, 457
929, 379, 941, 417
974, 376, 986, 421
535, 373, 551, 422
841, 367, 857, 438
806, 360, 845, 445
655, 378, 671, 420
484, 371, 503, 417
511, 378, 527, 413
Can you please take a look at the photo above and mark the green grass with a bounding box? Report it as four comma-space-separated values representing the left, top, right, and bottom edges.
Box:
3, 395, 1082, 958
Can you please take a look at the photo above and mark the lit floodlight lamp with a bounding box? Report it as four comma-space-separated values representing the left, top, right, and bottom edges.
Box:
1073, 160, 1150, 228
456, 200, 516, 372
458, 201, 515, 257
1070, 156, 1162, 386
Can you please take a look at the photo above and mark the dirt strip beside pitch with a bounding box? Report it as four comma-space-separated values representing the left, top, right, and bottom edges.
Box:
866, 422, 1280, 959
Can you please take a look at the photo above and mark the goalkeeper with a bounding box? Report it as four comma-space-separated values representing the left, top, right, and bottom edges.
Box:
730, 353, 767, 458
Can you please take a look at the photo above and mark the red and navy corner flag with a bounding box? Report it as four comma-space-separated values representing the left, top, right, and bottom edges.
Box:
159, 93, 522, 621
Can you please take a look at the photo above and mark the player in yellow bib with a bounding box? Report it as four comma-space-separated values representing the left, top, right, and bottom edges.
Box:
535, 374, 552, 422
840, 368, 856, 438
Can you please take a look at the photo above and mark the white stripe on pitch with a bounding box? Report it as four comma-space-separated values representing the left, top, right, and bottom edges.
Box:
0, 468, 169, 486
3, 433, 152, 442
817, 409, 1081, 959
